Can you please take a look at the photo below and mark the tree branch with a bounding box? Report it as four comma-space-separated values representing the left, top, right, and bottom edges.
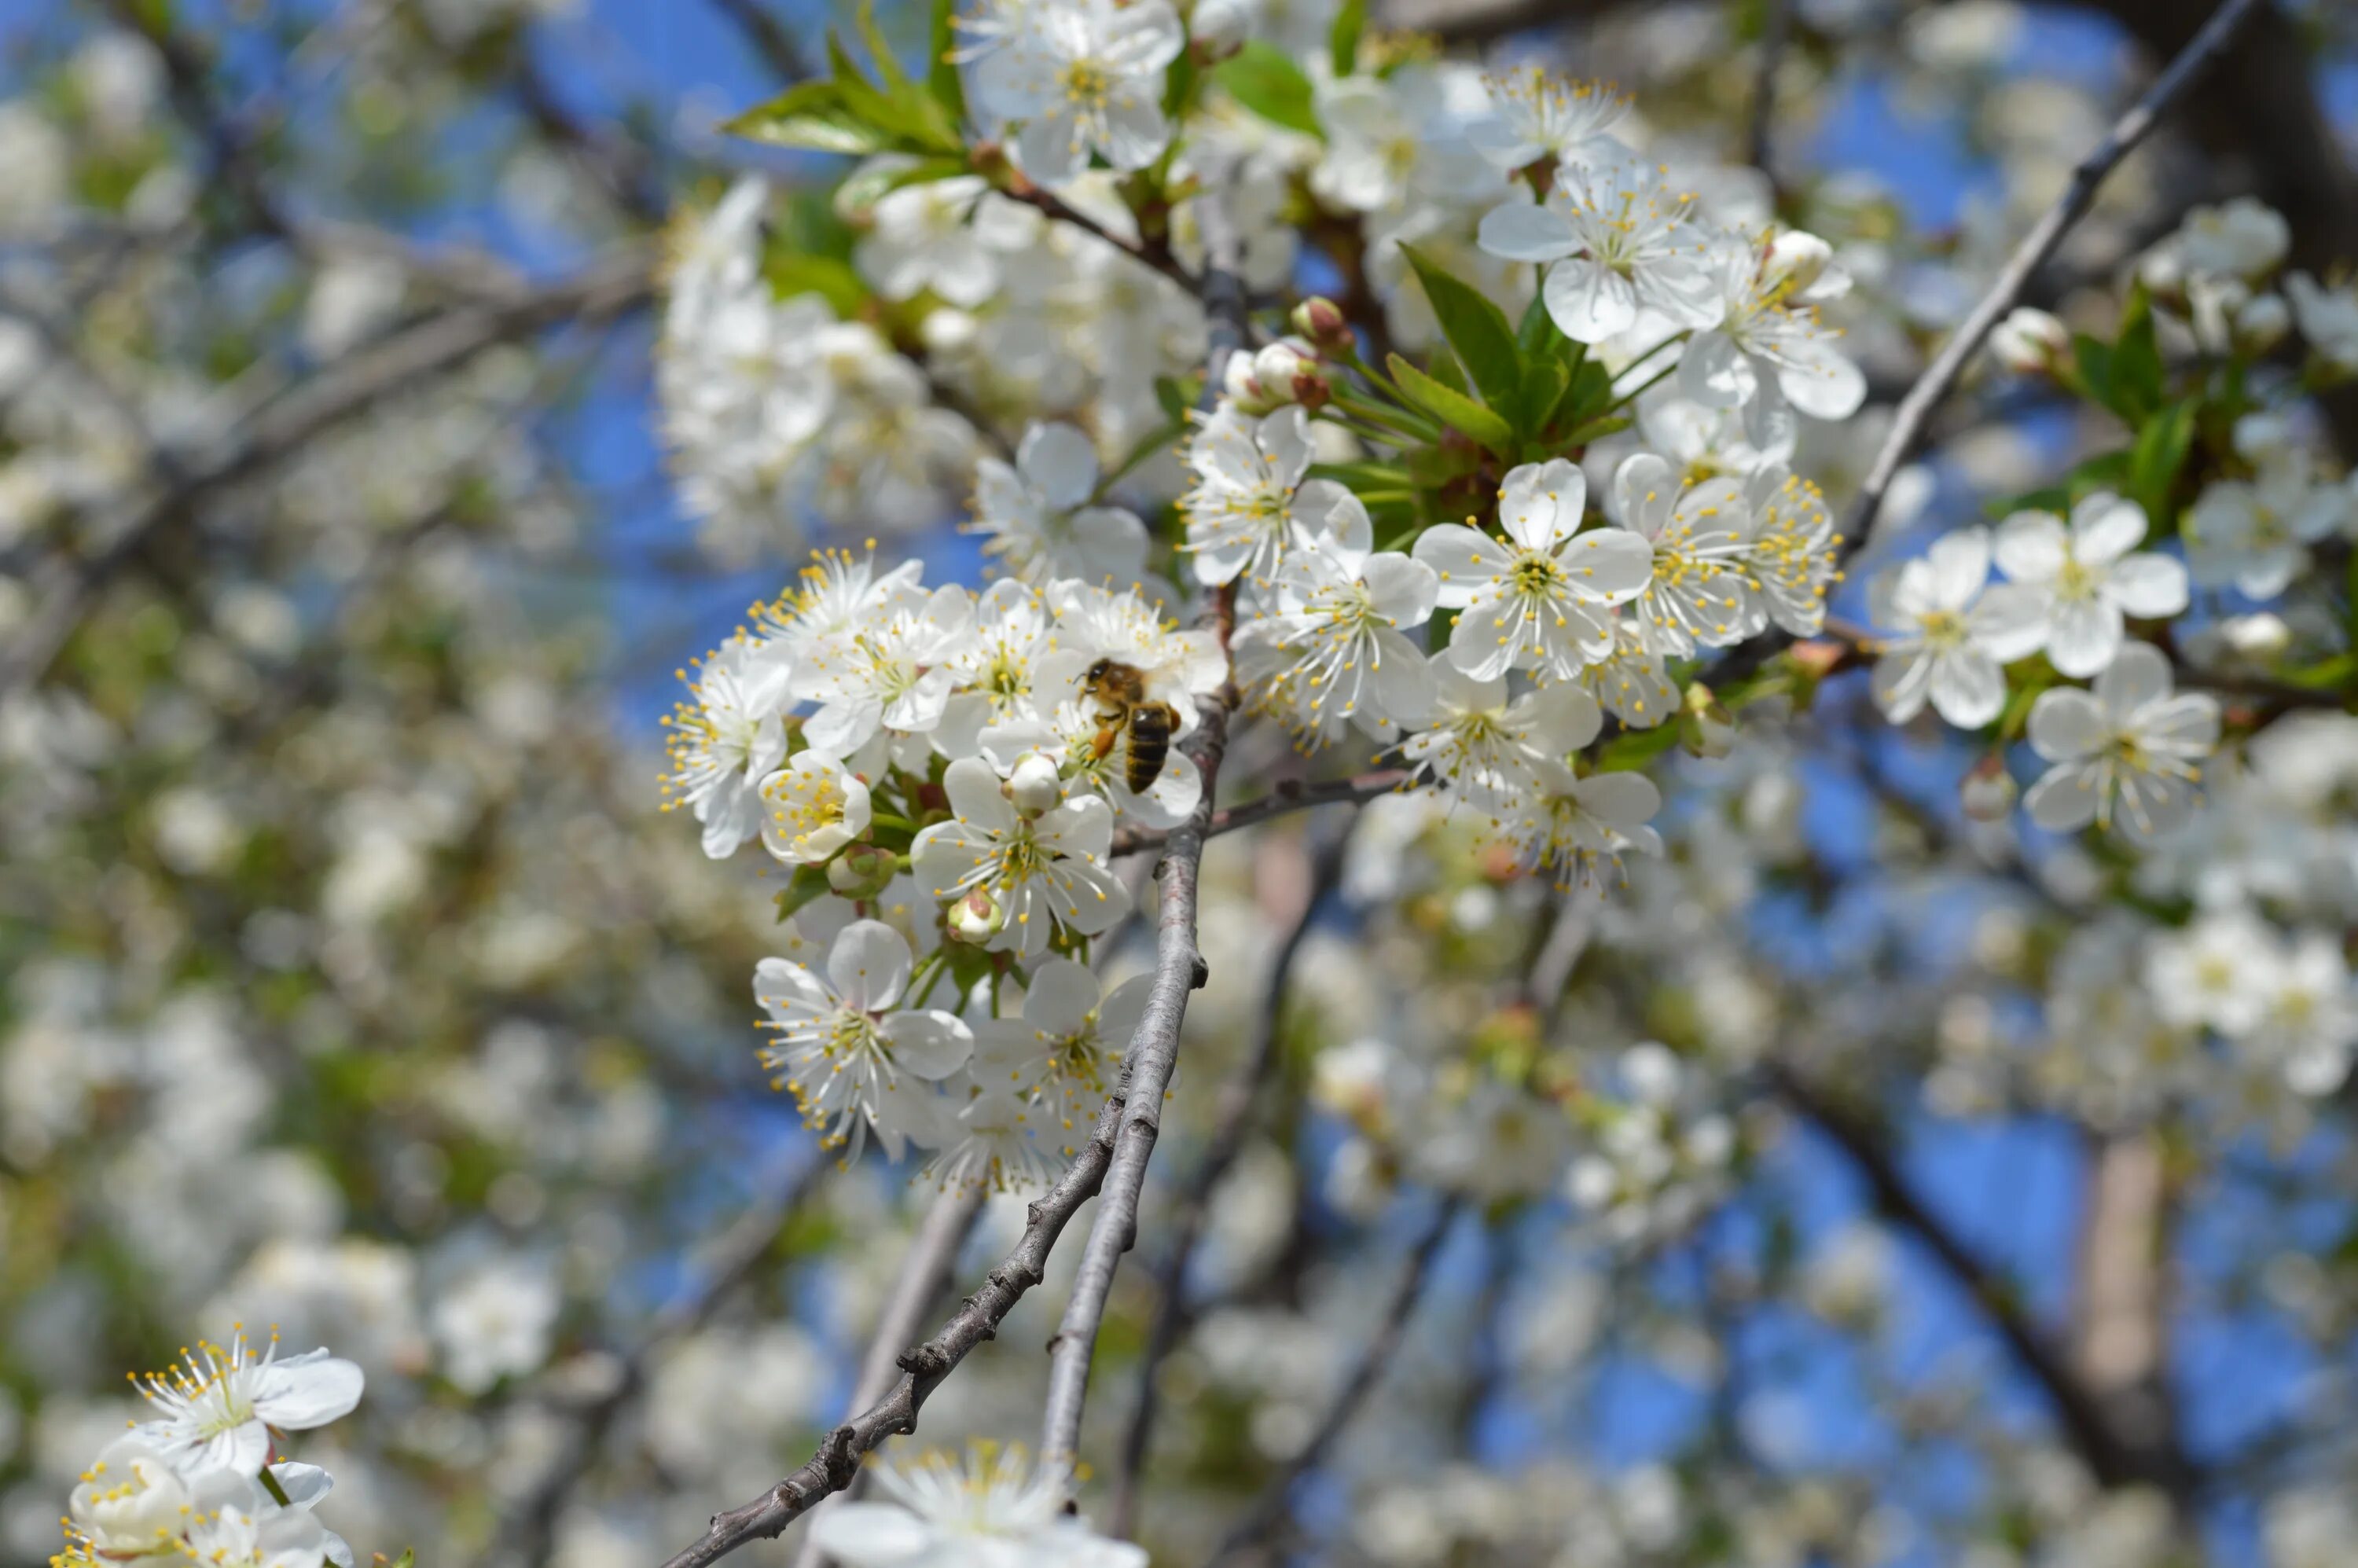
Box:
1840, 0, 2265, 551
1746, 0, 1793, 182
1108, 812, 1358, 1537
0, 246, 655, 695
1110, 769, 1411, 859
489, 1153, 828, 1568
1035, 182, 1251, 1480
791, 1184, 986, 1568
1765, 1059, 2195, 1493
1203, 1197, 1462, 1566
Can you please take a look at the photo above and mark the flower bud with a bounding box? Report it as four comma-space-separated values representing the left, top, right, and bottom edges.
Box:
1188, 0, 1251, 59
948, 887, 1005, 943
1960, 754, 2017, 821
2235, 292, 2290, 354
1225, 340, 1320, 415
1291, 296, 1353, 354
2221, 611, 2291, 658
1764, 230, 1834, 296
1008, 753, 1063, 817
1989, 307, 2068, 375
827, 842, 898, 898
1679, 682, 1735, 759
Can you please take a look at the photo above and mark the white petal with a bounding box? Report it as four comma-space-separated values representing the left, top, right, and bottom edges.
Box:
1100, 93, 1170, 171
252, 1352, 365, 1430
1499, 460, 1585, 551
2094, 641, 2173, 720
1413, 524, 1514, 608
1557, 527, 1653, 604
1019, 422, 1100, 509
1023, 956, 1102, 1034
829, 920, 915, 1012
1544, 258, 1639, 343
2069, 491, 2147, 564
810, 1500, 935, 1565
1361, 552, 1439, 629
2026, 687, 2106, 762
943, 755, 1018, 829
2105, 553, 2189, 619
1924, 527, 1993, 609
2045, 598, 2122, 679
1477, 200, 1578, 263
2025, 762, 2103, 832
1992, 510, 2067, 584
881, 1010, 975, 1080
1928, 650, 2004, 729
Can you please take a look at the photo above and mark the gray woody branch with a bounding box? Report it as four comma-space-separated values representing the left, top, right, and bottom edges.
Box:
1036, 180, 1251, 1480
1839, 0, 2266, 550
791, 1184, 988, 1568
1109, 811, 1359, 1537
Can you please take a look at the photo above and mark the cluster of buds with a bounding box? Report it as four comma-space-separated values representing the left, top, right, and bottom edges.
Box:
1224, 335, 1333, 415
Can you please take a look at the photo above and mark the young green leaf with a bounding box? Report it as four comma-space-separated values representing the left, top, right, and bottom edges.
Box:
928, 0, 965, 125
1399, 244, 1522, 414
2128, 397, 2197, 530
1387, 352, 1515, 450
1214, 42, 1321, 138
1330, 0, 1368, 75
722, 80, 894, 156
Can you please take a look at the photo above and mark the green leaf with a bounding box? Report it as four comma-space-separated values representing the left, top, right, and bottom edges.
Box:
1517, 290, 1564, 357
1329, 0, 1367, 75
929, 0, 964, 124
857, 0, 912, 93
2128, 398, 2197, 529
836, 153, 968, 215
1596, 722, 1683, 771
2110, 285, 2164, 420
2071, 332, 2114, 413
764, 252, 867, 317
1308, 460, 1413, 488
387, 1552, 416, 1568
2281, 652, 2357, 692
1387, 352, 1515, 450
774, 865, 835, 924
1511, 357, 1570, 444
1154, 374, 1196, 423
1398, 244, 1522, 416
723, 79, 895, 155
1214, 42, 1320, 138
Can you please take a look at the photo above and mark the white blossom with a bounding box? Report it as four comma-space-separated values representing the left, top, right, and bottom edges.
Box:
971, 422, 1149, 587
1990, 492, 2189, 677
912, 757, 1131, 957
1415, 459, 1655, 681
131, 1331, 363, 1478
1477, 156, 1725, 343
2023, 643, 2220, 841
972, 0, 1184, 186
1869, 527, 2044, 729
809, 1443, 1144, 1568
755, 921, 975, 1161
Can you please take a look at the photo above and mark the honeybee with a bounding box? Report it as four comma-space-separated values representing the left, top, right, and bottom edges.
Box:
1082, 658, 1181, 794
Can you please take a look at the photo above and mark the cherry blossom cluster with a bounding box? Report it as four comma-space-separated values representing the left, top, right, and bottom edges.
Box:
51, 1331, 364, 1568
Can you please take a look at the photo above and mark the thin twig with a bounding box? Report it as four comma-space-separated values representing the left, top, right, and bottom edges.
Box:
1111, 769, 1410, 859
705, 0, 817, 83
1034, 179, 1251, 1481
1204, 1198, 1463, 1566
1746, 0, 1792, 180
0, 247, 655, 695
1108, 810, 1358, 1537
1840, 0, 2264, 550
792, 1184, 986, 1568
1004, 182, 1205, 298
488, 1152, 828, 1568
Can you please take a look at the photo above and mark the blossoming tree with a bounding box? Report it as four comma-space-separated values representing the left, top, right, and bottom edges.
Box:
13, 0, 2358, 1564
